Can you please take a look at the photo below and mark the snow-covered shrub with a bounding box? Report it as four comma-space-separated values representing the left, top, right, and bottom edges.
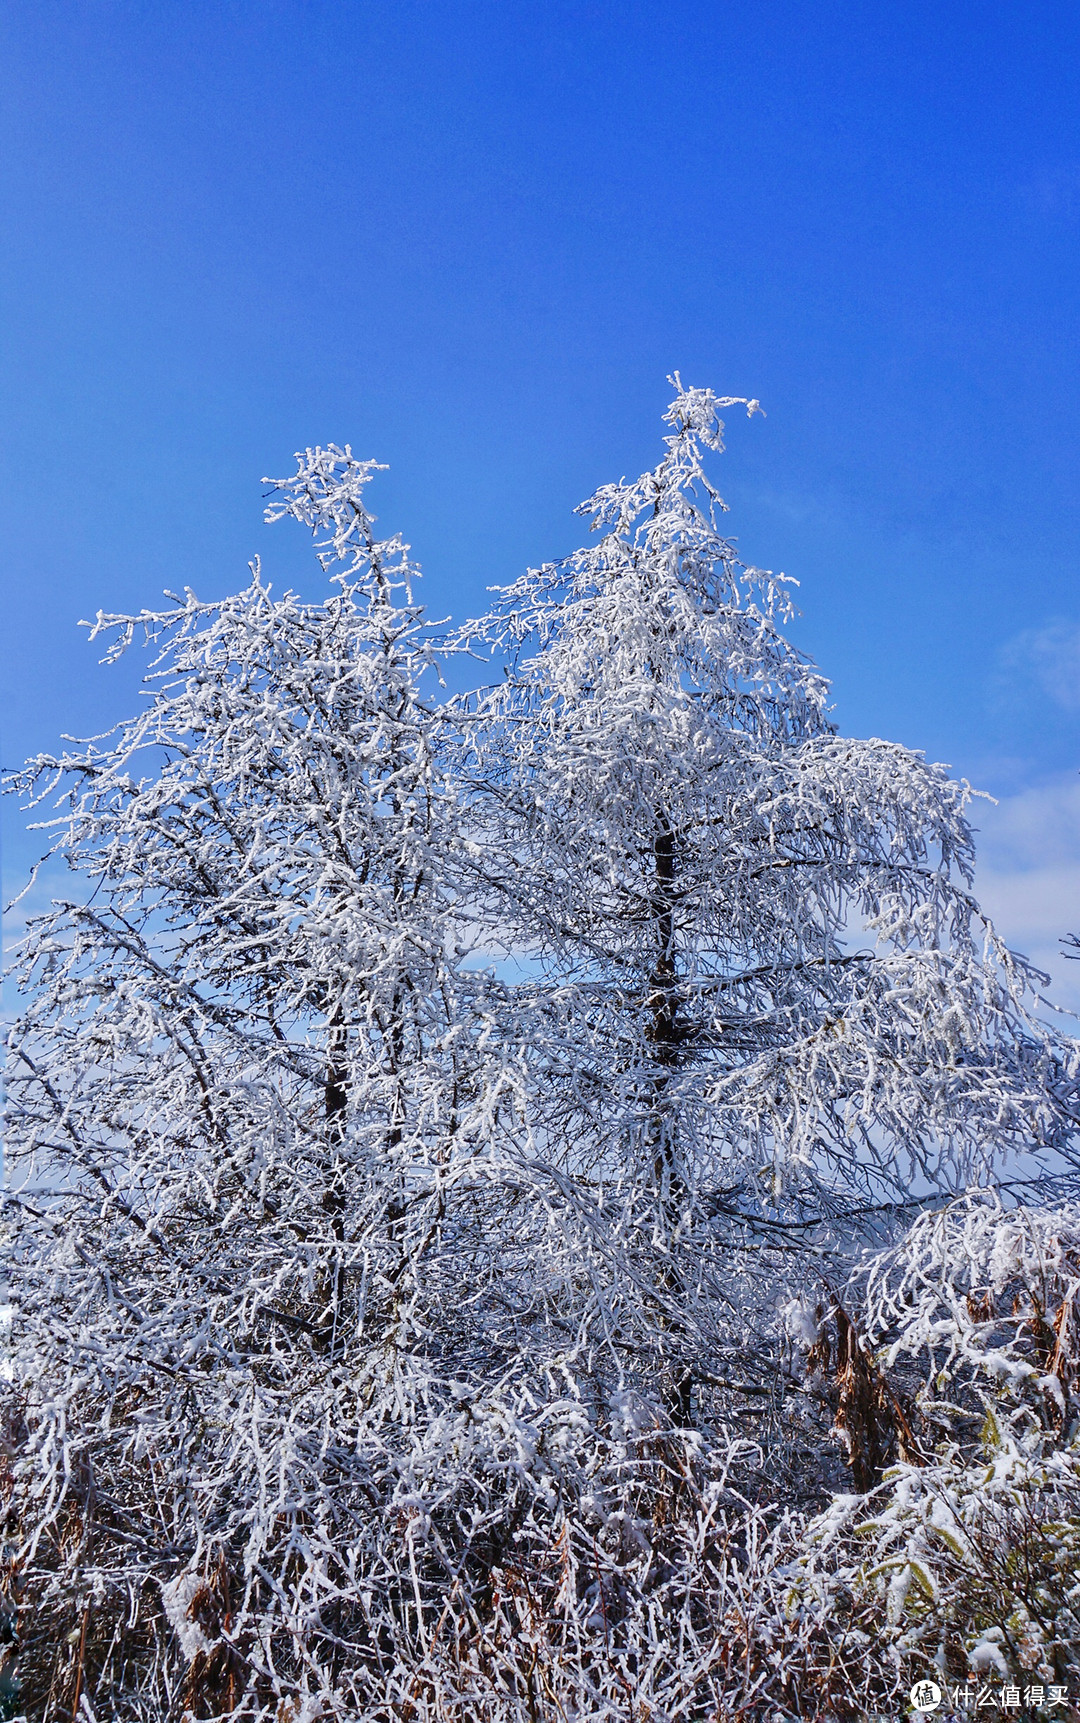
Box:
795, 1195, 1080, 1694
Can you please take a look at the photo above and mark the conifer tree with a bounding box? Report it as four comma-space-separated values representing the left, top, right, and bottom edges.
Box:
456, 381, 1077, 1356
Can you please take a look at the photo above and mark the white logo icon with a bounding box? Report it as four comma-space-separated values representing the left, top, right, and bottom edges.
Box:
909, 1681, 942, 1713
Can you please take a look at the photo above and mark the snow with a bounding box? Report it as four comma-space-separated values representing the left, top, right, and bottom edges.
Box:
5, 381, 1080, 1719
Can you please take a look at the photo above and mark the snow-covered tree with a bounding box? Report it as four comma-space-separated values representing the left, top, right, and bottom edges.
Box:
453, 380, 1080, 1409
3, 388, 1079, 1721
1, 450, 502, 1720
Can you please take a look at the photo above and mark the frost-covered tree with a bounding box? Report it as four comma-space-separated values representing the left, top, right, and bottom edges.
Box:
454, 381, 1080, 1406
1, 452, 505, 1720
8, 448, 465, 1350
3, 388, 1079, 1721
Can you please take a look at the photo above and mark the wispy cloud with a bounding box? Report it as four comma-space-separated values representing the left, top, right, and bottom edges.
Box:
995, 620, 1080, 715
972, 773, 1080, 1013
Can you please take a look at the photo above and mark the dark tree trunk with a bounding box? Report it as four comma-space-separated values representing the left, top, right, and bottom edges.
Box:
319, 1000, 348, 1350
647, 814, 694, 1425
646, 814, 681, 1201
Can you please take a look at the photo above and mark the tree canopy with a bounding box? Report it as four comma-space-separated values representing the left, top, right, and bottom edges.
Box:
4, 383, 1079, 1720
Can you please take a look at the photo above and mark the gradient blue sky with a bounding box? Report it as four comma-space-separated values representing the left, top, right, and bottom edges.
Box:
3, 1, 1080, 992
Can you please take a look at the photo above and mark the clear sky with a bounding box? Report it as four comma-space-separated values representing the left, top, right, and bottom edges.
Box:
3, 0, 1080, 997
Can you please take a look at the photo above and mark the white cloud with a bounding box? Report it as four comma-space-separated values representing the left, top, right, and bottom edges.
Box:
971, 775, 1080, 869
997, 620, 1080, 714
972, 774, 1080, 1014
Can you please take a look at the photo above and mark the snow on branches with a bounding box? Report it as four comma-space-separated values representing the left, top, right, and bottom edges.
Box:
796, 1194, 1080, 1691
455, 377, 1077, 1229
3, 388, 1080, 1720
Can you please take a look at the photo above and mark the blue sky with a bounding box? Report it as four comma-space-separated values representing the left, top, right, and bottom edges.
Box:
3, 0, 1080, 995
